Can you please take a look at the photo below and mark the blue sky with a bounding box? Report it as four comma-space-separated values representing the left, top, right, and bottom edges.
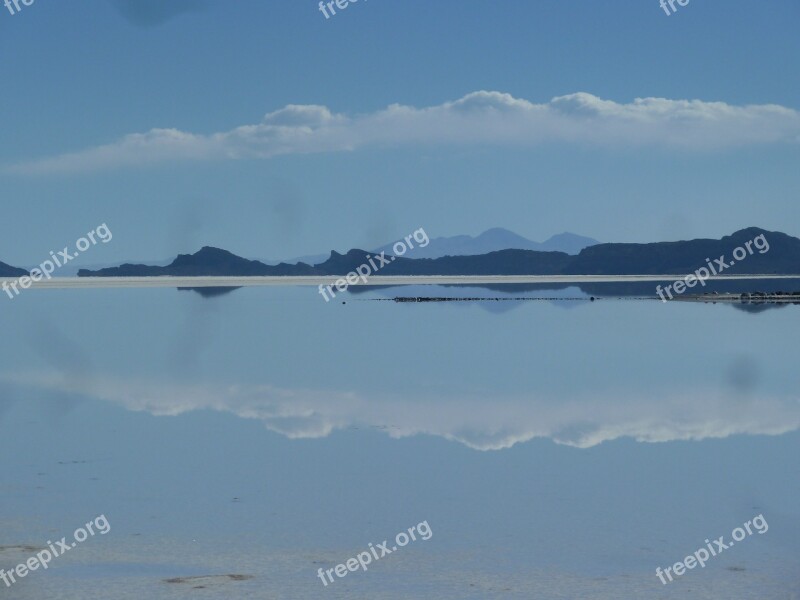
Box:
1, 0, 799, 266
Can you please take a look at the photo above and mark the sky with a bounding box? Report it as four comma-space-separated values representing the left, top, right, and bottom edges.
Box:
1, 0, 799, 267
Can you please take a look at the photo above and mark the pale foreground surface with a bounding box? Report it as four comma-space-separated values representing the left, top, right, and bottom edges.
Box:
1, 286, 798, 599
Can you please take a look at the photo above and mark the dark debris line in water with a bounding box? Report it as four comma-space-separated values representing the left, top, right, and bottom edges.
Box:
372, 296, 644, 302
163, 574, 254, 585
0, 545, 43, 553
364, 292, 800, 304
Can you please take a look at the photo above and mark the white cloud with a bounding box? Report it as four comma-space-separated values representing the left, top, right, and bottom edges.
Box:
5, 371, 799, 451
6, 91, 800, 174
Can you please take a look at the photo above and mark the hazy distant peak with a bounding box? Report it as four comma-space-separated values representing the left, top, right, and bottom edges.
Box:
474, 227, 536, 245
372, 228, 599, 259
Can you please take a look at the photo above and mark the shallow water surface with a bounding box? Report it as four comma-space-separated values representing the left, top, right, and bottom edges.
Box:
1, 286, 798, 599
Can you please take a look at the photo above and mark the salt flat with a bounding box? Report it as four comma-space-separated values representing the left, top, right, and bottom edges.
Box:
2, 274, 799, 290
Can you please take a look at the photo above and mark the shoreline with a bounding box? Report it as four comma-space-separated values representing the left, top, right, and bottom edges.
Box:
1, 274, 800, 290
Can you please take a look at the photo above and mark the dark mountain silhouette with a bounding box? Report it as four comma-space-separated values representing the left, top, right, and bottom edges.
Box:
0, 261, 29, 277
78, 228, 800, 278
319, 248, 572, 275
563, 227, 798, 275
80, 247, 316, 277
280, 228, 598, 265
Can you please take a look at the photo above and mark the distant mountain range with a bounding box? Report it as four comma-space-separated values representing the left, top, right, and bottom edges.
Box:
74, 227, 800, 278
277, 228, 599, 265
373, 228, 599, 259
